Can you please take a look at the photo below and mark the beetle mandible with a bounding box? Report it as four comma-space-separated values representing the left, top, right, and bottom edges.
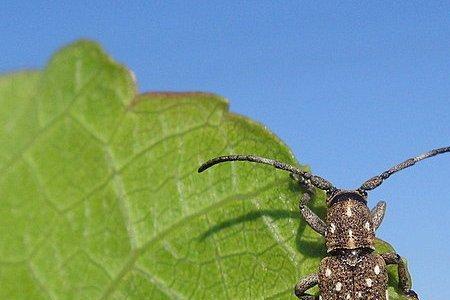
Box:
198, 146, 450, 299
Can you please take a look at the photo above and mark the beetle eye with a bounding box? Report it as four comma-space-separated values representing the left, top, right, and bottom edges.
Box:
356, 189, 368, 197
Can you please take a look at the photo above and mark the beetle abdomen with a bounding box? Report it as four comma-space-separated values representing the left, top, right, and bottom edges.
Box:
326, 199, 375, 251
318, 253, 388, 300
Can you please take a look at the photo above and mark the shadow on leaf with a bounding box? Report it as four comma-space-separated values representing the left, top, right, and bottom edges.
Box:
199, 205, 327, 258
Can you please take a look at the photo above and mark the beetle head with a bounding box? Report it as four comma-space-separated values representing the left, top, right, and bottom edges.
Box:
326, 189, 367, 207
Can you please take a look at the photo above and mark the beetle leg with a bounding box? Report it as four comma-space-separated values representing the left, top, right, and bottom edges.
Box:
371, 201, 387, 230
299, 194, 327, 236
381, 252, 419, 299
292, 174, 327, 236
294, 273, 319, 300
291, 173, 312, 190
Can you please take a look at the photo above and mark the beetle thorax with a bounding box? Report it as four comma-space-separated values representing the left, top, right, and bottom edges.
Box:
325, 191, 375, 252
337, 248, 370, 267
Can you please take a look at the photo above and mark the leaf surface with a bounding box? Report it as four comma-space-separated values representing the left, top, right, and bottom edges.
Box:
0, 41, 409, 299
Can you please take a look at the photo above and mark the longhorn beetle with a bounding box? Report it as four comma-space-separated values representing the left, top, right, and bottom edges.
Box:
198, 146, 450, 299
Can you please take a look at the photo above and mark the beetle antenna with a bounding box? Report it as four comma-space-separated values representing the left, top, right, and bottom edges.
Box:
360, 146, 450, 191
198, 154, 336, 192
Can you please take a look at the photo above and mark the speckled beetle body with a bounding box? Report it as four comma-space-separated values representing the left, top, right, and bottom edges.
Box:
319, 250, 388, 300
198, 146, 450, 299
325, 191, 375, 252
312, 191, 388, 300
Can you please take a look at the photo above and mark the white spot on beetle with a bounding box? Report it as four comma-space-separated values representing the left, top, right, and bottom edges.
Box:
346, 206, 352, 217
348, 235, 356, 248
330, 223, 336, 234
357, 291, 363, 298
364, 221, 371, 231
325, 268, 332, 277
374, 264, 380, 275
335, 282, 342, 291
365, 278, 373, 287
346, 294, 351, 299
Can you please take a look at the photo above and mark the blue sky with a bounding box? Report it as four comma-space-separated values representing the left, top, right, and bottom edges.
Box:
2, 2, 449, 297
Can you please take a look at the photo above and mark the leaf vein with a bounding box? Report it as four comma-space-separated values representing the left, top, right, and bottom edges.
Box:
135, 266, 186, 300
99, 179, 283, 299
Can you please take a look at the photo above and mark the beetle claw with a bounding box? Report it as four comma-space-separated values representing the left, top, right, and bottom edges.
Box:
405, 289, 419, 300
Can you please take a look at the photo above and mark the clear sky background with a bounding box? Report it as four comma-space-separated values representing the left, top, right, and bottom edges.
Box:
2, 2, 449, 298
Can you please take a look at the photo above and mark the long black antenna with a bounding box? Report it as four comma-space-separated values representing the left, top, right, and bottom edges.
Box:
360, 146, 450, 191
198, 154, 336, 192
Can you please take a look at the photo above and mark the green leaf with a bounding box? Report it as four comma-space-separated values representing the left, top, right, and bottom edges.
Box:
0, 41, 410, 299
